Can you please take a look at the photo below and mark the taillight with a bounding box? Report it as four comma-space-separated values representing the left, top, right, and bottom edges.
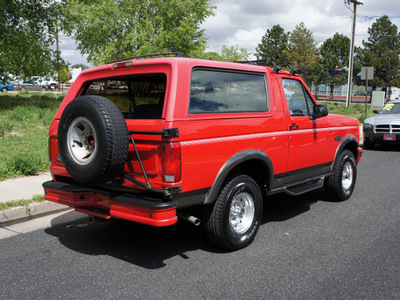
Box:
162, 142, 181, 183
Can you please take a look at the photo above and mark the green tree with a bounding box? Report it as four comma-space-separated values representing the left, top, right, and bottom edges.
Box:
220, 45, 250, 61
319, 33, 350, 100
285, 22, 318, 82
256, 25, 289, 62
0, 0, 63, 79
62, 0, 215, 65
361, 15, 400, 90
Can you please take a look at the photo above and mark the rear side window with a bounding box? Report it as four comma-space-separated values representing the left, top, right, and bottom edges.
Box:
189, 69, 268, 114
83, 74, 166, 119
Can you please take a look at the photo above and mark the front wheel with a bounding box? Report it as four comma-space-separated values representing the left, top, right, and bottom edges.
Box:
325, 150, 357, 201
1, 88, 7, 93
205, 175, 263, 251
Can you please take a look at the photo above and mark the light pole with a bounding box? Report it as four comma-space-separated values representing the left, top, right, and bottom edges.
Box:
345, 0, 363, 107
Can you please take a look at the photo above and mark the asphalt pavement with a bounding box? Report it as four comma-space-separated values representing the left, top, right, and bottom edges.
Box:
0, 146, 399, 299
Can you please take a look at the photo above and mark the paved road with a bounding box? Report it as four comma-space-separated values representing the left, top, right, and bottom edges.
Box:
1, 146, 400, 299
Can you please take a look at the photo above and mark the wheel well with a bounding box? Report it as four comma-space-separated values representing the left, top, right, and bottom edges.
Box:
342, 141, 358, 159
224, 159, 270, 198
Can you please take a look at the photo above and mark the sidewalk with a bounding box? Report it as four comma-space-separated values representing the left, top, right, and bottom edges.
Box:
0, 172, 68, 226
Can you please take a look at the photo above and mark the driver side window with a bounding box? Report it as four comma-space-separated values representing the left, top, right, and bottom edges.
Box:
282, 79, 314, 117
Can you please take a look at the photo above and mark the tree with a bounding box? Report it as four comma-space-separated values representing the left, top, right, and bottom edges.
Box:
319, 33, 350, 99
62, 0, 215, 65
220, 45, 250, 62
285, 22, 318, 82
256, 25, 289, 62
0, 0, 63, 79
361, 15, 400, 91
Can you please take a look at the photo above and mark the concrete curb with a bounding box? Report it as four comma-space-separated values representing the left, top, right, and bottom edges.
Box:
0, 201, 69, 227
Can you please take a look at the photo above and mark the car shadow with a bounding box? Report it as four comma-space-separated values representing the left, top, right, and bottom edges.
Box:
45, 188, 332, 269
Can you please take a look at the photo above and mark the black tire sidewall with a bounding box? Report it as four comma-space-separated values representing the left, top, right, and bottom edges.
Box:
58, 96, 128, 184
222, 176, 263, 249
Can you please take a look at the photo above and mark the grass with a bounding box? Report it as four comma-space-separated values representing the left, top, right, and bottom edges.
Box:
0, 194, 45, 211
0, 92, 64, 181
321, 102, 375, 123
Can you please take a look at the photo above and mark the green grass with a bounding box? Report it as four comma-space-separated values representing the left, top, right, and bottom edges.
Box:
0, 194, 45, 211
0, 92, 64, 181
322, 102, 375, 123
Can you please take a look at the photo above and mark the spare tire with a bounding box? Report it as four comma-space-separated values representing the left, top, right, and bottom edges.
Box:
58, 95, 129, 184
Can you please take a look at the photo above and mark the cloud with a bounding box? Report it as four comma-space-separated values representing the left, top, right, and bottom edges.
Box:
59, 0, 400, 64
202, 0, 400, 56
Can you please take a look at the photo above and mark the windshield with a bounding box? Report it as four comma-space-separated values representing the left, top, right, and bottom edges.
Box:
379, 102, 400, 115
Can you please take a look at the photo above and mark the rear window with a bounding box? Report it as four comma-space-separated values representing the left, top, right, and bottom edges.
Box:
82, 74, 166, 119
189, 69, 268, 114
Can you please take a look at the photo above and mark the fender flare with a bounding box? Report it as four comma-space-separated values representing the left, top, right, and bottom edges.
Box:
203, 149, 273, 205
331, 135, 359, 172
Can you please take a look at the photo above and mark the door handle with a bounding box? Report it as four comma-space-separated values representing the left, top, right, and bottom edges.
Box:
289, 124, 299, 131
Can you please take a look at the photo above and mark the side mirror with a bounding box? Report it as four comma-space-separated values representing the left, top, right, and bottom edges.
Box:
311, 104, 328, 120
373, 109, 379, 114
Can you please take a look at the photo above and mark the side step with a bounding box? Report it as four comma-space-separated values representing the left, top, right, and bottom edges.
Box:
285, 178, 324, 196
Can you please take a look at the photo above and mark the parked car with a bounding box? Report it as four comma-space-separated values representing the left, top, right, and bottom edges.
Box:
19, 79, 42, 91
363, 100, 400, 148
43, 54, 362, 250
41, 80, 58, 91
0, 80, 14, 93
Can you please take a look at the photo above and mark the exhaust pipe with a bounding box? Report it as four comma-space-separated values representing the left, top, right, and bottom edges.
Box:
177, 212, 201, 226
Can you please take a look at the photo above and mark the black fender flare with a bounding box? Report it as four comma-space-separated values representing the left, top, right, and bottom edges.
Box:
331, 134, 359, 172
203, 149, 273, 205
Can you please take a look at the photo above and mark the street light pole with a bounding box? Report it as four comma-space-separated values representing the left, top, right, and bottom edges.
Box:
346, 0, 363, 107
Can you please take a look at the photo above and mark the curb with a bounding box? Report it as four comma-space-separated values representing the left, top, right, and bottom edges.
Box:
0, 201, 70, 227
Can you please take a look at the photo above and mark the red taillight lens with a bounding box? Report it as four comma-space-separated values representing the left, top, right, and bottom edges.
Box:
162, 142, 181, 183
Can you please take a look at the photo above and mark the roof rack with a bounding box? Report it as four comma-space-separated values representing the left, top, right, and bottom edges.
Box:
282, 62, 297, 75
107, 52, 185, 64
234, 59, 281, 74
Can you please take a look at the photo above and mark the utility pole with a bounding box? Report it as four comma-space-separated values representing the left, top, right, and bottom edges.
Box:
345, 0, 363, 107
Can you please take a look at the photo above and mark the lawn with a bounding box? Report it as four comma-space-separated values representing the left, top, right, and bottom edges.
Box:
0, 92, 64, 181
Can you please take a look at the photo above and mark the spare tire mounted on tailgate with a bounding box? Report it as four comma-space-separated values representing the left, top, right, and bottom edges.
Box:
58, 95, 129, 184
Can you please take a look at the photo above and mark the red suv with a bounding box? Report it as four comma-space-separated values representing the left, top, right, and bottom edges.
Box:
43, 54, 362, 250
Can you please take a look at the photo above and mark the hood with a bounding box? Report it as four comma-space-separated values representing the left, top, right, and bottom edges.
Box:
364, 114, 400, 126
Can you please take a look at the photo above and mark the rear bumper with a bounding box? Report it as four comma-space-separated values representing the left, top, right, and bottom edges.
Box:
43, 181, 177, 227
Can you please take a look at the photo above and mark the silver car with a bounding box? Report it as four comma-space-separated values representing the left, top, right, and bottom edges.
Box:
363, 100, 400, 148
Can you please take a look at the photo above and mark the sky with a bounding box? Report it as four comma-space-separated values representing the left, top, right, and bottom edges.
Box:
59, 0, 400, 66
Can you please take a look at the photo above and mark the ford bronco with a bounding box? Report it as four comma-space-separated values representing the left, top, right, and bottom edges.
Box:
43, 53, 362, 250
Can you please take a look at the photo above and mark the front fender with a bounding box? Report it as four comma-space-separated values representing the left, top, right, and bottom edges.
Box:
331, 135, 360, 171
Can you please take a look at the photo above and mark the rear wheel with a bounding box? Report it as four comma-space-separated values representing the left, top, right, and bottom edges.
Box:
325, 150, 357, 201
205, 175, 263, 251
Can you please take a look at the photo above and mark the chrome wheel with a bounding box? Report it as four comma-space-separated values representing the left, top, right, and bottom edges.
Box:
229, 192, 255, 234
67, 116, 97, 165
342, 161, 354, 192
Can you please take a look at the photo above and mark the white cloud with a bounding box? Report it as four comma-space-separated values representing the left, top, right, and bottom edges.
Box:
202, 0, 400, 56
60, 0, 400, 63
